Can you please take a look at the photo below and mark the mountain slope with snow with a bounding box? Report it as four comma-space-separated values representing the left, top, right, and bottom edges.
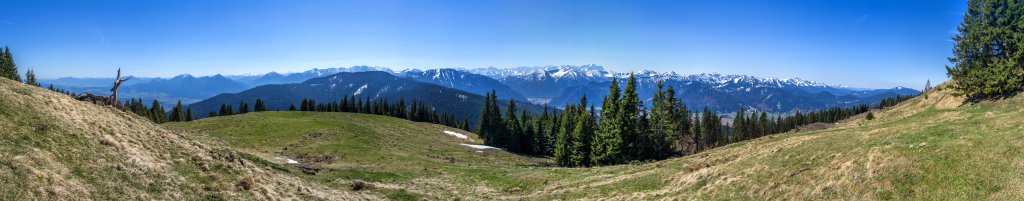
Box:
399, 68, 529, 101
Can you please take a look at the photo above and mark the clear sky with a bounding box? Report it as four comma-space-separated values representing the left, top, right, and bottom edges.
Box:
0, 0, 965, 88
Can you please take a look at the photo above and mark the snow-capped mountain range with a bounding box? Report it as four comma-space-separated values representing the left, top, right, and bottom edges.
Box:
41, 64, 919, 114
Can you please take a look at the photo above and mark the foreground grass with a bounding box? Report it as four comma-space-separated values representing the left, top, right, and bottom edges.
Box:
172, 84, 1024, 200
0, 79, 375, 200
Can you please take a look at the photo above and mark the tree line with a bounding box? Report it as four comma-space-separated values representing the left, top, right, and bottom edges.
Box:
477, 74, 917, 167
208, 96, 470, 130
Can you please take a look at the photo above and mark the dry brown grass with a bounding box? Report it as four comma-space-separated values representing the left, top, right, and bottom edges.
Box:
0, 79, 379, 200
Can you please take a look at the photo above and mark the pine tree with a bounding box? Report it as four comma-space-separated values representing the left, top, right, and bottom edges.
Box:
924, 79, 932, 99
671, 97, 696, 155
150, 100, 167, 123
478, 92, 494, 141
289, 104, 296, 111
554, 104, 578, 167
691, 113, 703, 152
701, 107, 718, 149
238, 101, 250, 114
170, 101, 185, 122
505, 100, 522, 152
570, 102, 595, 167
663, 85, 687, 156
645, 81, 676, 160
0, 47, 6, 80
219, 103, 233, 116
185, 108, 194, 121
25, 68, 38, 86
946, 0, 1024, 99
733, 108, 746, 142
619, 74, 641, 161
758, 112, 770, 137
593, 78, 623, 165
519, 110, 535, 154
254, 99, 267, 112
1, 46, 21, 82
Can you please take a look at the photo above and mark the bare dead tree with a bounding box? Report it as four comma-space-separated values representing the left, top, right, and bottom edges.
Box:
110, 68, 130, 106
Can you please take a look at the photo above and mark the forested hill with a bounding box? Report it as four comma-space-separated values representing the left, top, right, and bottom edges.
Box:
186, 71, 548, 125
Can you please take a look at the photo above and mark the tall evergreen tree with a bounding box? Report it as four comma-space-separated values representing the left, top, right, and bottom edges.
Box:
691, 112, 703, 152
554, 104, 579, 167
1, 46, 21, 82
946, 0, 1024, 99
505, 99, 523, 152
24, 68, 37, 86
570, 101, 595, 167
254, 99, 267, 112
619, 73, 641, 161
700, 107, 718, 149
170, 101, 185, 122
185, 108, 194, 121
238, 101, 250, 114
593, 78, 623, 165
150, 100, 167, 123
733, 108, 747, 141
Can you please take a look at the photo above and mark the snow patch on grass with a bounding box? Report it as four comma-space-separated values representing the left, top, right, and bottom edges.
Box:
443, 130, 472, 141
275, 157, 300, 164
460, 143, 500, 150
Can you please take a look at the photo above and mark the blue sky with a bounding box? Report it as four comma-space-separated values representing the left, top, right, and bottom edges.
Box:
0, 0, 964, 88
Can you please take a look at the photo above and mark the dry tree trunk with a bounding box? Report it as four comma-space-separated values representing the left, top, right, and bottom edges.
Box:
109, 68, 130, 107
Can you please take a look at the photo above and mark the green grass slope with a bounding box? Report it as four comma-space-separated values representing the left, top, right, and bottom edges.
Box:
0, 78, 376, 200
166, 112, 555, 199
172, 83, 1024, 200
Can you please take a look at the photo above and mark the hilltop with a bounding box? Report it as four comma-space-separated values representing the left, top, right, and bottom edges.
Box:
0, 78, 376, 199
173, 82, 1024, 200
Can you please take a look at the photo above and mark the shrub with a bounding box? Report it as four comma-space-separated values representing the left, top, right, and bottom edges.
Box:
237, 176, 255, 191
866, 112, 875, 120
351, 180, 368, 191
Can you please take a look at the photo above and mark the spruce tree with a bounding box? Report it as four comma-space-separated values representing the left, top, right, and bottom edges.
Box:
1, 46, 21, 82
758, 112, 770, 137
170, 101, 184, 122
239, 101, 250, 114
478, 92, 494, 141
185, 108, 194, 121
619, 74, 641, 161
150, 100, 167, 123
593, 78, 623, 165
946, 0, 1024, 99
701, 107, 718, 149
554, 104, 578, 167
691, 113, 703, 152
25, 68, 38, 86
733, 108, 746, 141
254, 99, 266, 112
505, 100, 522, 152
0, 47, 6, 80
570, 101, 595, 167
